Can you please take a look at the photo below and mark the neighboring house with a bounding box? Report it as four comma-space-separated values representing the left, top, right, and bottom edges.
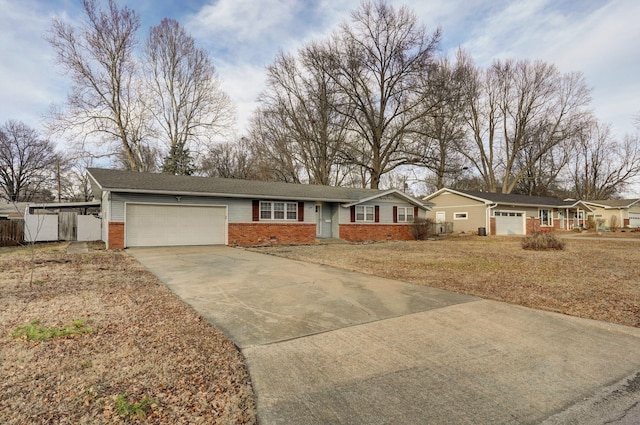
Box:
0, 202, 28, 220
582, 199, 640, 229
423, 188, 594, 235
87, 168, 431, 249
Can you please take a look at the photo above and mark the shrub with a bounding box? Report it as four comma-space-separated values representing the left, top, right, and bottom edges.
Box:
521, 232, 566, 251
610, 215, 619, 231
410, 218, 435, 240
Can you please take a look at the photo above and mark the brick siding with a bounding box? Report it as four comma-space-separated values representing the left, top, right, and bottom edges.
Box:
228, 223, 316, 246
108, 222, 125, 250
339, 224, 414, 242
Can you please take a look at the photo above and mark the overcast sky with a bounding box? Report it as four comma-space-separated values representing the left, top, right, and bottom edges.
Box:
1, 0, 638, 142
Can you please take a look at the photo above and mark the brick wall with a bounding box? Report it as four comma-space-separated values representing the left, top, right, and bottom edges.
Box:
526, 218, 562, 234
228, 223, 316, 246
108, 222, 125, 250
339, 224, 413, 242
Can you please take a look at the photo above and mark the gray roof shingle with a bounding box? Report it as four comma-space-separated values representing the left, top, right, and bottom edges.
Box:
87, 168, 408, 203
585, 199, 640, 208
456, 190, 581, 207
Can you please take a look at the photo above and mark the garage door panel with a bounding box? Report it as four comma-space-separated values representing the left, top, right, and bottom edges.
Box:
126, 204, 226, 247
495, 211, 525, 235
629, 212, 640, 228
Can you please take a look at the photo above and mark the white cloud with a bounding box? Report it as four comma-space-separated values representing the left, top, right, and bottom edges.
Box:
215, 61, 268, 137
0, 1, 62, 127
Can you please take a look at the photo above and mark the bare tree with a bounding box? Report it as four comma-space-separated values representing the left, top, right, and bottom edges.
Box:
566, 122, 640, 199
200, 138, 257, 180
246, 111, 303, 183
56, 155, 96, 202
306, 1, 442, 188
512, 139, 572, 196
0, 121, 58, 202
144, 18, 235, 175
460, 55, 591, 193
254, 50, 352, 185
413, 53, 470, 189
47, 0, 152, 171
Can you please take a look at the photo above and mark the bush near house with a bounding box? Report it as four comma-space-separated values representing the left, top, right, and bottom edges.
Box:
521, 232, 566, 251
410, 218, 435, 240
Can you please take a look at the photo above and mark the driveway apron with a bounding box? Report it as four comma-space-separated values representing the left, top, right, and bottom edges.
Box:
129, 246, 640, 425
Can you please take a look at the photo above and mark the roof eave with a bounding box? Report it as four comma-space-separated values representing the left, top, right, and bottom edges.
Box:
103, 187, 355, 203
343, 189, 430, 209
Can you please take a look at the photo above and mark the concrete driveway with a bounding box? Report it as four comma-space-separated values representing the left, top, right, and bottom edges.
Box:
129, 246, 640, 425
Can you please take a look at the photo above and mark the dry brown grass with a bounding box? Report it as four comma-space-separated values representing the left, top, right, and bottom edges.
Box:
0, 243, 256, 425
253, 236, 640, 328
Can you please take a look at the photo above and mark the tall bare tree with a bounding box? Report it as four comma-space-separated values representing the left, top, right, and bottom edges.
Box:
413, 54, 469, 189
47, 0, 151, 171
144, 18, 235, 175
246, 110, 303, 183
306, 1, 442, 188
254, 50, 353, 185
0, 121, 58, 202
566, 121, 640, 199
460, 55, 591, 193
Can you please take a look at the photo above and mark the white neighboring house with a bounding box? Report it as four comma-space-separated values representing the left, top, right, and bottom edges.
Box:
582, 199, 640, 229
23, 201, 102, 242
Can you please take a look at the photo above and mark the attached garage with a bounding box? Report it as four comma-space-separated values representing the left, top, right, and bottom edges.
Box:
629, 212, 640, 228
125, 204, 227, 247
495, 211, 525, 235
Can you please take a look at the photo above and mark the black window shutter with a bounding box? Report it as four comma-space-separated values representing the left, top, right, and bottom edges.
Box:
374, 205, 380, 223
350, 206, 356, 223
393, 206, 398, 223
298, 202, 304, 222
252, 200, 259, 221
414, 206, 419, 221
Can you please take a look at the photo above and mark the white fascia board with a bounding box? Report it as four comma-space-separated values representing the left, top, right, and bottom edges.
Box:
342, 189, 430, 209
423, 188, 493, 205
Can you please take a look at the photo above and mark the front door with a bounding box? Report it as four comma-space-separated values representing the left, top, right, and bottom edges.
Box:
316, 204, 322, 237
436, 211, 445, 234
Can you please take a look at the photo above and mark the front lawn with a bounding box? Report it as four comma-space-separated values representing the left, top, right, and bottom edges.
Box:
253, 237, 640, 327
0, 243, 256, 424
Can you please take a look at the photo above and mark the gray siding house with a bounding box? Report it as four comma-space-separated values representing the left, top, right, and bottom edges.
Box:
88, 168, 431, 249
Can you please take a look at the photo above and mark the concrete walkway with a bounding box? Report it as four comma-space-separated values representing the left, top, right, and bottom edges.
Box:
129, 246, 640, 425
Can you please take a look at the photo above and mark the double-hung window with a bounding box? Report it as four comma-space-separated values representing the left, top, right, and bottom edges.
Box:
397, 207, 414, 222
356, 205, 375, 222
260, 201, 298, 220
539, 209, 552, 226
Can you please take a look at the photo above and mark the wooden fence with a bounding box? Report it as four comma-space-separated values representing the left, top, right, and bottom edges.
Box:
0, 220, 24, 246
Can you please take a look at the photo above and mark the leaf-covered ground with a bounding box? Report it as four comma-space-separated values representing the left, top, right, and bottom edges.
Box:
0, 243, 256, 425
253, 236, 640, 328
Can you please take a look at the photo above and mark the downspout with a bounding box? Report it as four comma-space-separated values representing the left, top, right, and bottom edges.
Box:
487, 203, 498, 234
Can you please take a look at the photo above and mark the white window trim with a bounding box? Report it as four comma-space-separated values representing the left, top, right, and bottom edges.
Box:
539, 208, 553, 226
356, 205, 375, 222
397, 206, 414, 223
453, 212, 468, 220
260, 201, 298, 221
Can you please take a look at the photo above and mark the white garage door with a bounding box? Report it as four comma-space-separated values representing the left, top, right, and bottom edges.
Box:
629, 212, 640, 228
126, 204, 226, 247
495, 211, 525, 235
